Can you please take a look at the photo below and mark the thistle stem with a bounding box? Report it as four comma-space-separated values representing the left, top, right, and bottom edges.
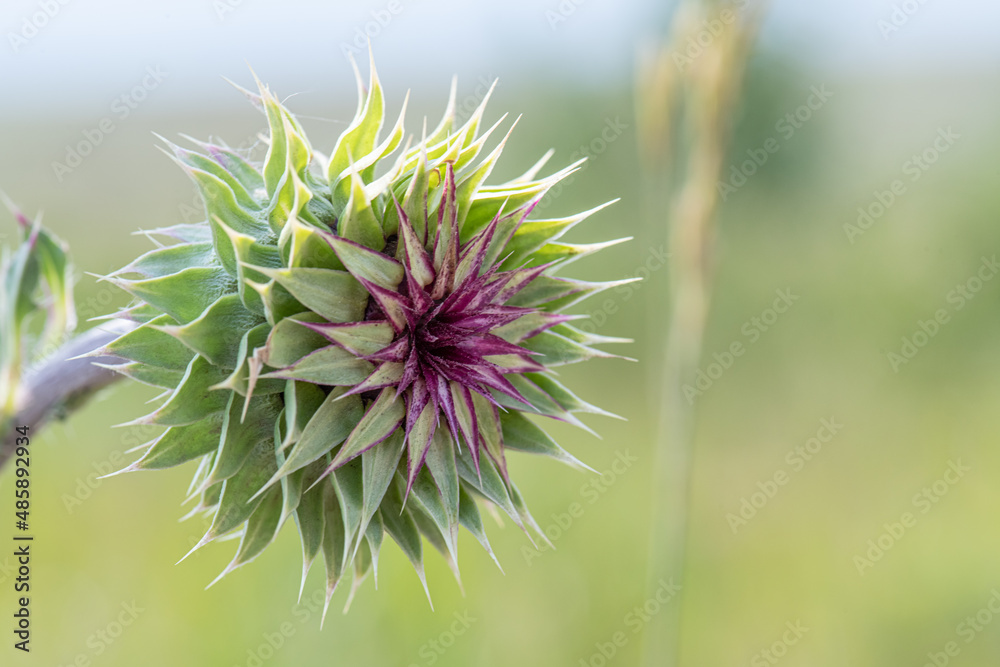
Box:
0, 319, 136, 468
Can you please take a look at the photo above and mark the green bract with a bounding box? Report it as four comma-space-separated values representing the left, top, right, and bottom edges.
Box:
1, 199, 75, 431
101, 55, 631, 618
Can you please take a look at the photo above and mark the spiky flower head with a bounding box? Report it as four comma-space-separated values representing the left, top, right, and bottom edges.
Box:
100, 55, 631, 617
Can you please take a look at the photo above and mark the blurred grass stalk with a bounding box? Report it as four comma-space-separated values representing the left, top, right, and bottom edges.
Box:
636, 2, 764, 665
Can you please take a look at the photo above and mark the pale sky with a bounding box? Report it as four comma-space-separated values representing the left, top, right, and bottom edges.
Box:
0, 0, 997, 120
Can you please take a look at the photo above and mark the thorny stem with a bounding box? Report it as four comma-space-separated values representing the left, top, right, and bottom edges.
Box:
0, 319, 136, 469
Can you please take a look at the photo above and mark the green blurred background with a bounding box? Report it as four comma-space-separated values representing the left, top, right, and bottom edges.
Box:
2, 0, 1000, 665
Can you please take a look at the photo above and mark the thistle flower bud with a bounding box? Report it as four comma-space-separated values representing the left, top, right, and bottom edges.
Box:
103, 54, 631, 618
